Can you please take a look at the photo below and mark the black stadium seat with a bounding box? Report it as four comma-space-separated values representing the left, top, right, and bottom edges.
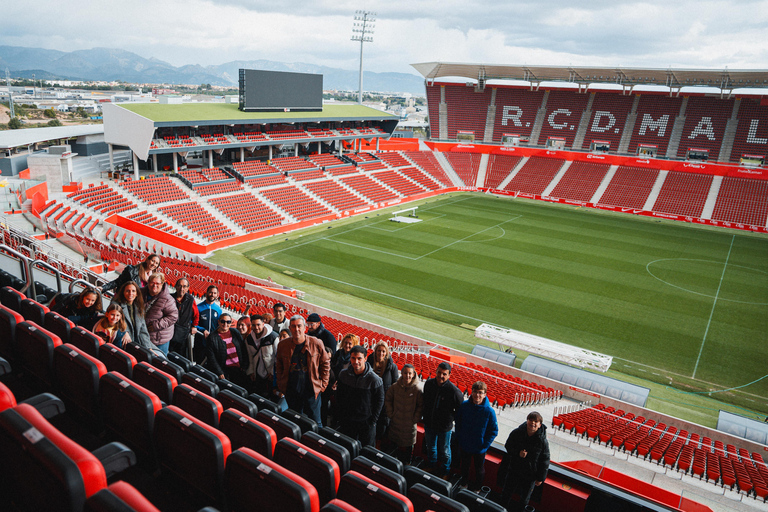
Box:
225, 447, 320, 512
132, 361, 177, 405
282, 408, 319, 435
44, 311, 75, 344
337, 471, 414, 512
182, 372, 220, 397
20, 297, 49, 325
70, 326, 104, 358
256, 409, 302, 441
0, 286, 26, 313
218, 408, 276, 458
321, 500, 362, 512
407, 484, 469, 512
84, 481, 161, 512
52, 343, 108, 420
98, 343, 137, 379
362, 445, 404, 475
274, 438, 340, 505
217, 388, 258, 417
350, 456, 407, 494
16, 320, 62, 389
301, 431, 352, 474
172, 384, 223, 428
0, 304, 24, 361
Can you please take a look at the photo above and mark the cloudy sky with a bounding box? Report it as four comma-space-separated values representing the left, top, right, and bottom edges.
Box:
3, 0, 768, 75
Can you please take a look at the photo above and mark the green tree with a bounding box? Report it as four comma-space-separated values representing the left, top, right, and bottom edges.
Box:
75, 107, 88, 118
47, 119, 63, 127
8, 117, 22, 129
44, 108, 57, 119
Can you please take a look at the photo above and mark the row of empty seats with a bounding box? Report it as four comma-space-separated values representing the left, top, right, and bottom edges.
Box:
121, 175, 190, 205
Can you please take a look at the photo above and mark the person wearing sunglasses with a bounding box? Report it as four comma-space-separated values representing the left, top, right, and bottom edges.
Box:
204, 313, 249, 388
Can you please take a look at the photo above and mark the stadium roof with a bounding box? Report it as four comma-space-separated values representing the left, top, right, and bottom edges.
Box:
118, 103, 396, 128
411, 62, 768, 92
0, 124, 103, 150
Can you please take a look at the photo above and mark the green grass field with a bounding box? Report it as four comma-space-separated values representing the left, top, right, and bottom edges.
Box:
212, 193, 768, 422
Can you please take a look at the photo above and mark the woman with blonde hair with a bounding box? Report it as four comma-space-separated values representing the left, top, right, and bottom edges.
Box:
93, 303, 131, 349
367, 340, 399, 442
102, 253, 161, 294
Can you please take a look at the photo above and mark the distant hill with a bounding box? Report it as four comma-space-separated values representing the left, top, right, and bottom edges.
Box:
0, 45, 425, 95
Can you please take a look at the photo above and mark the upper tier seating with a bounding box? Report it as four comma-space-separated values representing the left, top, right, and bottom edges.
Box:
232, 160, 283, 179
122, 176, 189, 205
162, 135, 196, 147
196, 181, 244, 197
326, 165, 358, 176
371, 170, 426, 197
208, 193, 285, 232
729, 98, 768, 163
483, 154, 522, 190
290, 169, 326, 182
628, 95, 682, 156
580, 92, 635, 152
443, 84, 492, 141
536, 90, 590, 148
341, 175, 400, 203
358, 161, 388, 172
345, 152, 378, 164
67, 184, 137, 216
676, 97, 735, 161
548, 161, 610, 201
261, 186, 334, 221
271, 157, 317, 173
158, 203, 235, 242
126, 212, 184, 237
267, 129, 310, 140
199, 133, 231, 145
503, 157, 565, 195
710, 176, 768, 226
491, 87, 545, 143
651, 171, 713, 218
308, 154, 346, 168
303, 181, 369, 212
426, 83, 442, 139
443, 152, 482, 187
234, 132, 268, 142
597, 166, 659, 209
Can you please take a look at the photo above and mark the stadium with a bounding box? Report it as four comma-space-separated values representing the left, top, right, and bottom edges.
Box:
0, 58, 767, 512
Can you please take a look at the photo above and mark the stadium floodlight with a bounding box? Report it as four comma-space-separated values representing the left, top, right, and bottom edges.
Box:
351, 10, 376, 104
475, 323, 613, 372
4, 68, 14, 119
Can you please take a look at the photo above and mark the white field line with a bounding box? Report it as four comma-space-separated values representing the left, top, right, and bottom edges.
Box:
692, 235, 735, 379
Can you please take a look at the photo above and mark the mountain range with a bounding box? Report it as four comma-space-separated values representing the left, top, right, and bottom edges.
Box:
0, 45, 426, 95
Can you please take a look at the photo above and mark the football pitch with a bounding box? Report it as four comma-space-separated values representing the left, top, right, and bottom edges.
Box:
237, 193, 768, 408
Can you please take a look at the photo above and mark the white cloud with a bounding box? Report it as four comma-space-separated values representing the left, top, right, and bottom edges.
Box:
1, 0, 767, 74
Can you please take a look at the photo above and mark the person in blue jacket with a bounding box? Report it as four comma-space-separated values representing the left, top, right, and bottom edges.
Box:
194, 285, 221, 362
455, 380, 499, 491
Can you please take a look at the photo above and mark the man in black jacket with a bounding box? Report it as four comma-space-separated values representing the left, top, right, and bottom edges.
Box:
499, 411, 550, 511
169, 278, 198, 357
334, 345, 384, 447
422, 361, 463, 478
306, 313, 337, 356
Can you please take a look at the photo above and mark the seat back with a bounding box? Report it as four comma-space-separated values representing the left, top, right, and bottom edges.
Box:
132, 361, 177, 405
123, 342, 154, 365
16, 321, 62, 389
337, 471, 413, 512
20, 298, 49, 325
217, 378, 248, 398
53, 344, 108, 418
84, 481, 161, 512
321, 500, 362, 512
153, 405, 231, 504
0, 304, 24, 361
301, 431, 352, 474
256, 410, 302, 441
218, 389, 258, 417
98, 343, 137, 379
249, 393, 280, 413
407, 484, 469, 512
274, 438, 340, 505
454, 489, 507, 512
404, 465, 453, 498
44, 311, 75, 345
182, 373, 220, 397
167, 351, 194, 372
0, 286, 26, 313
0, 403, 107, 512
99, 372, 162, 461
225, 447, 320, 512
190, 363, 219, 383
150, 357, 185, 383
362, 445, 404, 475
350, 456, 407, 495
172, 384, 223, 428
70, 326, 104, 358
219, 409, 276, 458
318, 426, 361, 460
0, 381, 17, 411
282, 408, 319, 435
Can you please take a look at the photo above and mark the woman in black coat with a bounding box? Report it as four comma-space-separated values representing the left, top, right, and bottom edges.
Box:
102, 253, 160, 294
367, 340, 399, 442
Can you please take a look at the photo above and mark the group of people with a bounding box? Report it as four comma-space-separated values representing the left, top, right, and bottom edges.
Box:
78, 254, 549, 510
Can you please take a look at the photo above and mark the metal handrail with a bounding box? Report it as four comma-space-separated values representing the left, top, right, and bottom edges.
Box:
0, 244, 31, 294
29, 259, 64, 300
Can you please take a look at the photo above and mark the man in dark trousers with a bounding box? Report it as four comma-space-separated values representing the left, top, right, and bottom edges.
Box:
334, 345, 384, 447
499, 411, 550, 511
421, 361, 463, 479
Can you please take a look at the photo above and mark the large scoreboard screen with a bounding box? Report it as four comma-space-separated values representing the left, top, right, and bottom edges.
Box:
238, 69, 323, 112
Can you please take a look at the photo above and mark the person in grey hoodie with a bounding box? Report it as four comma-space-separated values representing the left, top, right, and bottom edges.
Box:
246, 314, 279, 395
334, 345, 384, 447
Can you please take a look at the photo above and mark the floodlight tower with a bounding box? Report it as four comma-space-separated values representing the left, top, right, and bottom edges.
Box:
4, 68, 14, 119
351, 10, 375, 104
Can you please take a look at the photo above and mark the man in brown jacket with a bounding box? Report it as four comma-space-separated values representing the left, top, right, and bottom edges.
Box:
275, 315, 330, 426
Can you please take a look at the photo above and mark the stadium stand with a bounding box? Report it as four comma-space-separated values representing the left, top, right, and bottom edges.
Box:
402, 151, 453, 187
579, 92, 635, 152
397, 165, 442, 191
303, 180, 369, 212
491, 87, 545, 143
443, 83, 492, 141
261, 186, 335, 221
67, 184, 137, 216
483, 154, 522, 189
271, 156, 318, 173
730, 98, 768, 163
325, 164, 359, 176
547, 161, 610, 201
443, 152, 482, 187
290, 169, 326, 181
231, 160, 283, 180
710, 176, 768, 226
676, 96, 735, 161
536, 90, 590, 148
503, 156, 565, 195
627, 94, 683, 157
341, 174, 400, 203
650, 171, 714, 218
121, 175, 190, 205
375, 152, 411, 168
195, 181, 244, 196
158, 202, 236, 241
371, 170, 426, 197
596, 165, 660, 209
208, 193, 285, 232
